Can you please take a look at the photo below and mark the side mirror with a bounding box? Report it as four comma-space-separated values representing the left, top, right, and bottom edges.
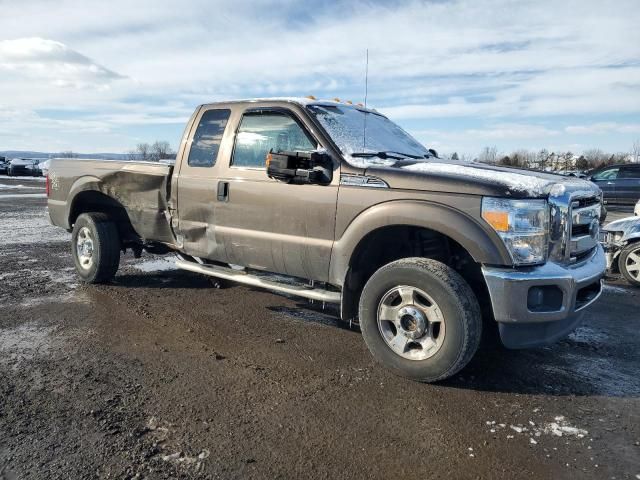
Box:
428, 148, 439, 158
266, 150, 332, 185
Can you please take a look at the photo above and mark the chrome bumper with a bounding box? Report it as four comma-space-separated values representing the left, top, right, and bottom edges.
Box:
482, 246, 606, 348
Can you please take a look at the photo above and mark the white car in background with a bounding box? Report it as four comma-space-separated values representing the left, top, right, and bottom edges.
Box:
8, 158, 42, 176
39, 159, 51, 176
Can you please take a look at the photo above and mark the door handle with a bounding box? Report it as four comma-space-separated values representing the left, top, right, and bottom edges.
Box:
606, 182, 614, 185
217, 181, 229, 202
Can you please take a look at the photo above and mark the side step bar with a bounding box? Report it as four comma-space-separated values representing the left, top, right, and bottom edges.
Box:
175, 259, 341, 304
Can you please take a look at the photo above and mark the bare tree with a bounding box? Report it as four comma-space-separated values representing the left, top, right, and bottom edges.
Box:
583, 148, 607, 169
576, 155, 588, 171
136, 143, 151, 161
150, 141, 174, 161
561, 151, 574, 173
536, 149, 550, 171
59, 151, 77, 158
631, 139, 640, 163
478, 146, 498, 164
450, 152, 459, 161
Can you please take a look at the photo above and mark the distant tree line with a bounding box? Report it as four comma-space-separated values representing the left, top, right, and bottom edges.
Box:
128, 141, 175, 161
448, 138, 640, 172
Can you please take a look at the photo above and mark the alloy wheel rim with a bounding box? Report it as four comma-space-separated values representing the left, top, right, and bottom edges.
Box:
377, 285, 445, 361
76, 227, 94, 270
625, 247, 640, 280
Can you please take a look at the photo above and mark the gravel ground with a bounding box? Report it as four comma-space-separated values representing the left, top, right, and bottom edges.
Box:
0, 176, 638, 479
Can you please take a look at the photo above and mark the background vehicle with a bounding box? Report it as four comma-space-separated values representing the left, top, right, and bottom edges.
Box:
0, 156, 8, 175
590, 163, 640, 205
47, 98, 606, 382
601, 216, 640, 286
8, 158, 44, 177
39, 159, 51, 177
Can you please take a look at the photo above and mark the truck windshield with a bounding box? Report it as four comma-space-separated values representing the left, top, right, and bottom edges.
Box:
307, 104, 429, 167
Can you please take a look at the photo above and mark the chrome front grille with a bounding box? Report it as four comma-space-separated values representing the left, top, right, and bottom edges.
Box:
549, 186, 601, 264
570, 199, 601, 261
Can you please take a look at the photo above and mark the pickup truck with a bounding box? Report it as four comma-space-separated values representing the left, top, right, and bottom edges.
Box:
48, 98, 606, 382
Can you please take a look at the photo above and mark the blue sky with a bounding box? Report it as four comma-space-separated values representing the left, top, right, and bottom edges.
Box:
0, 0, 639, 156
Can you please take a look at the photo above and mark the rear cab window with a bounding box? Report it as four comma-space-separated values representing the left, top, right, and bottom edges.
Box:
592, 168, 619, 180
619, 166, 640, 179
231, 111, 316, 169
187, 109, 231, 167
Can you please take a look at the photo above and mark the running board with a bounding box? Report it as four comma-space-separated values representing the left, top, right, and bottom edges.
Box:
175, 259, 341, 304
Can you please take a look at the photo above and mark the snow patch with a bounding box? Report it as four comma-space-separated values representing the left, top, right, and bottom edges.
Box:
0, 210, 70, 245
0, 175, 45, 181
567, 327, 609, 345
0, 184, 43, 190
0, 193, 47, 199
131, 258, 177, 272
402, 162, 550, 196
543, 416, 588, 438
486, 416, 588, 442
0, 324, 56, 367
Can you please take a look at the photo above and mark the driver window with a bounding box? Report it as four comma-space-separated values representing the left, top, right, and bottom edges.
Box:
592, 168, 619, 180
231, 112, 315, 168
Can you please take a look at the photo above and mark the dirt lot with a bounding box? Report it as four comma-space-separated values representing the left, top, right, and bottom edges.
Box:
0, 176, 638, 479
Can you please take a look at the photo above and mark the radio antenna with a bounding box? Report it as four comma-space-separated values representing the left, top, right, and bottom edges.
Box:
363, 48, 369, 149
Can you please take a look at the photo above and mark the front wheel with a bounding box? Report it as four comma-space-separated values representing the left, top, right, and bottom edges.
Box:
71, 213, 121, 283
619, 242, 640, 287
359, 258, 482, 383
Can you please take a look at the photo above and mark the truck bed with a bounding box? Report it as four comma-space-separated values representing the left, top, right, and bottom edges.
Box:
48, 158, 176, 244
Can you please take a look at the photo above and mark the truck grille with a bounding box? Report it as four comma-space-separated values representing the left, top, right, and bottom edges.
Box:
549, 188, 601, 264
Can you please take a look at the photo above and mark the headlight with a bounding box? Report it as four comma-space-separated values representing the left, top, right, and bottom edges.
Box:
482, 198, 549, 265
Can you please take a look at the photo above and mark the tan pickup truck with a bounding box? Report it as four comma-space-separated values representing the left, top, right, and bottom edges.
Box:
47, 98, 606, 382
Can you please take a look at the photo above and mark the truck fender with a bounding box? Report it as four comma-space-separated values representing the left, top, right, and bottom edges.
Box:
328, 199, 511, 286
54, 176, 104, 229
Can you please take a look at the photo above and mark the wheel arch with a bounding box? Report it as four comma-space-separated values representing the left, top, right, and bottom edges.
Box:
330, 200, 511, 285
330, 200, 510, 322
67, 179, 137, 242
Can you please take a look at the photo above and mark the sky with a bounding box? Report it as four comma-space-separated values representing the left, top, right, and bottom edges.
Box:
0, 0, 639, 156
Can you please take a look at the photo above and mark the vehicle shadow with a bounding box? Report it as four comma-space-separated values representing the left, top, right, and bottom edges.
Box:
266, 301, 640, 398
109, 271, 213, 290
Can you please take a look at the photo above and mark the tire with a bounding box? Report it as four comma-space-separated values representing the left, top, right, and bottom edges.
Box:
359, 257, 482, 383
619, 242, 640, 287
71, 213, 121, 284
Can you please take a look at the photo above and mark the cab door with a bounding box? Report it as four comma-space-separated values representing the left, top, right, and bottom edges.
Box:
617, 165, 640, 205
590, 167, 619, 204
175, 107, 234, 259
213, 107, 339, 282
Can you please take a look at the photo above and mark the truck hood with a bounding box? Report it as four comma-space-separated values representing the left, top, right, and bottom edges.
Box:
602, 216, 640, 242
364, 159, 599, 198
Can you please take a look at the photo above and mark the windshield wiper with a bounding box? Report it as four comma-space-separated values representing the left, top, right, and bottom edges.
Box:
350, 150, 423, 160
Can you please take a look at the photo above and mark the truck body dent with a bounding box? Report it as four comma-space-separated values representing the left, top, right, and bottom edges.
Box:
48, 159, 176, 244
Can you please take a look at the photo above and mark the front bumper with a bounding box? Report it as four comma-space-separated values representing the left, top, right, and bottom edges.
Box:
482, 245, 606, 348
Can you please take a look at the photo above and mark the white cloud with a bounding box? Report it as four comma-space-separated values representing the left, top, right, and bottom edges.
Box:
0, 37, 123, 90
0, 0, 638, 152
565, 123, 640, 135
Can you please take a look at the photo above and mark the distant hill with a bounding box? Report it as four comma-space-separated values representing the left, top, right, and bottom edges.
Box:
0, 150, 131, 160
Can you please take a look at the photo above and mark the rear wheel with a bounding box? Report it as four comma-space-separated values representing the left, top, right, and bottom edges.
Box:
619, 242, 640, 287
359, 258, 482, 382
71, 213, 121, 283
